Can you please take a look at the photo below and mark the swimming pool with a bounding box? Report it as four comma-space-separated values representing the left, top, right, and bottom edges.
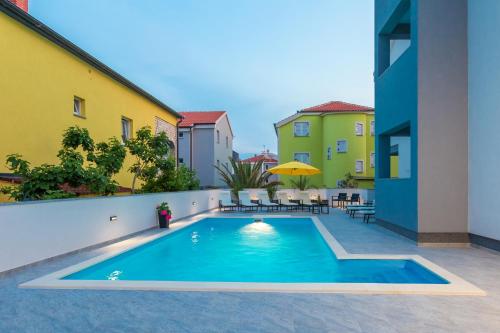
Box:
63, 217, 447, 284
21, 216, 485, 294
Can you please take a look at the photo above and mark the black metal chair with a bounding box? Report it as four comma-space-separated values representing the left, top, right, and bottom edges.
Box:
349, 193, 361, 205
331, 193, 347, 208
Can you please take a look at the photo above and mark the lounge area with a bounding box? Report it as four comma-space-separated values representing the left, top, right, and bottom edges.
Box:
219, 190, 374, 221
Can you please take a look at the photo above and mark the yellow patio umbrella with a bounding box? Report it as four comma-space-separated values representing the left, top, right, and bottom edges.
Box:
267, 161, 321, 176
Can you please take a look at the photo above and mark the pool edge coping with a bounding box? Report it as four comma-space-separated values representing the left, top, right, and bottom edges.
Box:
19, 213, 486, 296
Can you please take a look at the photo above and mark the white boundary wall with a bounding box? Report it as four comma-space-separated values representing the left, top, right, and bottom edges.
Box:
0, 189, 223, 273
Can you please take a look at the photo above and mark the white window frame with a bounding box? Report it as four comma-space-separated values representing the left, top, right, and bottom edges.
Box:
370, 120, 375, 136
293, 152, 310, 164
293, 121, 310, 137
355, 122, 364, 136
73, 96, 84, 117
121, 117, 132, 142
336, 139, 348, 153
355, 159, 364, 173
370, 152, 375, 168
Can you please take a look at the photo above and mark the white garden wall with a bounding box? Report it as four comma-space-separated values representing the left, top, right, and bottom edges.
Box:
0, 189, 223, 273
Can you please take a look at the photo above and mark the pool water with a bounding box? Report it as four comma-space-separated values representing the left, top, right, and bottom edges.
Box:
64, 218, 448, 284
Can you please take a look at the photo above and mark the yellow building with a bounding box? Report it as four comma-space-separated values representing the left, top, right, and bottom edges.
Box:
0, 1, 181, 189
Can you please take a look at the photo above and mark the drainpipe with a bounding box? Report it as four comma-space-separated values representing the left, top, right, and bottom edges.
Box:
176, 118, 181, 168
189, 127, 193, 171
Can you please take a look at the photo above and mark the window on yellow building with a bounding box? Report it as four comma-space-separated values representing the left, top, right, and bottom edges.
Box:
294, 122, 310, 137
327, 146, 332, 160
73, 96, 85, 118
355, 160, 364, 173
355, 122, 364, 136
294, 152, 310, 164
370, 152, 375, 168
336, 140, 348, 153
370, 121, 375, 136
121, 117, 132, 142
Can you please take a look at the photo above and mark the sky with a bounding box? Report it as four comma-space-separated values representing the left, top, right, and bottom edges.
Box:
30, 0, 374, 157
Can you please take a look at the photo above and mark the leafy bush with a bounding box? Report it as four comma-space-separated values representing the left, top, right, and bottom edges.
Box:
126, 126, 200, 193
1, 127, 126, 201
214, 157, 282, 196
337, 172, 358, 188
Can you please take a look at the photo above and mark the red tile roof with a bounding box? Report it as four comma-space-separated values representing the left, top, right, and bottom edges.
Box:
241, 155, 278, 164
179, 111, 226, 127
301, 101, 374, 113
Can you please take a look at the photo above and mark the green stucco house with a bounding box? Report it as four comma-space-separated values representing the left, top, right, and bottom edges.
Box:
274, 101, 375, 189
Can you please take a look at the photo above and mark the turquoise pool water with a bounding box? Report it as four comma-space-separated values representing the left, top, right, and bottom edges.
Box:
64, 218, 448, 284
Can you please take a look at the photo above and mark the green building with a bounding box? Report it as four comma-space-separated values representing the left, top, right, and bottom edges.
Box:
275, 101, 375, 189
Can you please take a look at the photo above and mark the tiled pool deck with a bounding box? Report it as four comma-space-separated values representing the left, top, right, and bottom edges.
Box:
1, 209, 500, 332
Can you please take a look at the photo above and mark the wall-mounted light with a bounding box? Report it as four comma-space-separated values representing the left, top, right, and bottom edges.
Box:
109, 216, 118, 222
192, 201, 197, 206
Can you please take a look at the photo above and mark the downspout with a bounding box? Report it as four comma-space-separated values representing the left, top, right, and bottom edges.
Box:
190, 127, 193, 171
176, 118, 181, 168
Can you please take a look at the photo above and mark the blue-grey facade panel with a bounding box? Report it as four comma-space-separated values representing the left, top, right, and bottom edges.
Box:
375, 0, 418, 232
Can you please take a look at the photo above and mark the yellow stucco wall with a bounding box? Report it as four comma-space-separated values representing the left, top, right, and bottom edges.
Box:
0, 12, 179, 188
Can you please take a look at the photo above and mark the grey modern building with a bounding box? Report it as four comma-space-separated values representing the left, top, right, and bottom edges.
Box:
178, 111, 234, 188
375, 0, 500, 251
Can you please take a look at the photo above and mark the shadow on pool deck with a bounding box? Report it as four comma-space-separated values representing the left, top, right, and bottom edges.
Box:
1, 209, 500, 333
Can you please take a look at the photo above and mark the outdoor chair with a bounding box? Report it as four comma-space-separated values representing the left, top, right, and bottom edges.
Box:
331, 192, 348, 208
297, 191, 320, 214
312, 195, 330, 214
256, 192, 280, 212
345, 200, 374, 216
276, 192, 300, 211
238, 191, 259, 212
218, 191, 238, 212
359, 209, 375, 223
347, 205, 376, 218
348, 193, 361, 205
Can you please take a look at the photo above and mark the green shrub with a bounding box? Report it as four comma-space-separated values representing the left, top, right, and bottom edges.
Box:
1, 126, 126, 201
126, 126, 200, 193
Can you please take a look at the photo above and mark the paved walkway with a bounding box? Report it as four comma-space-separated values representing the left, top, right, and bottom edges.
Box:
1, 209, 500, 332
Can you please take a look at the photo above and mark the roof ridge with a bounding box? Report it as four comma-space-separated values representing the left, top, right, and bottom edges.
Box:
0, 0, 181, 118
301, 100, 374, 112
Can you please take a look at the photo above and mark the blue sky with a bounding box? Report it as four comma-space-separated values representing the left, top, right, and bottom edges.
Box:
30, 0, 374, 156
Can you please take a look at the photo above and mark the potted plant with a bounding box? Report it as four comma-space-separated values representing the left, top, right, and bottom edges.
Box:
156, 202, 172, 228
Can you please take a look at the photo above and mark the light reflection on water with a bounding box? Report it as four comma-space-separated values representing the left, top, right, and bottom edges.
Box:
107, 270, 123, 281
240, 222, 276, 236
191, 231, 200, 244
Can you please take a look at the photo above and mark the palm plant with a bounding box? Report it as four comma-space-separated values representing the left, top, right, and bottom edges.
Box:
214, 157, 282, 196
338, 172, 358, 189
290, 176, 317, 191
